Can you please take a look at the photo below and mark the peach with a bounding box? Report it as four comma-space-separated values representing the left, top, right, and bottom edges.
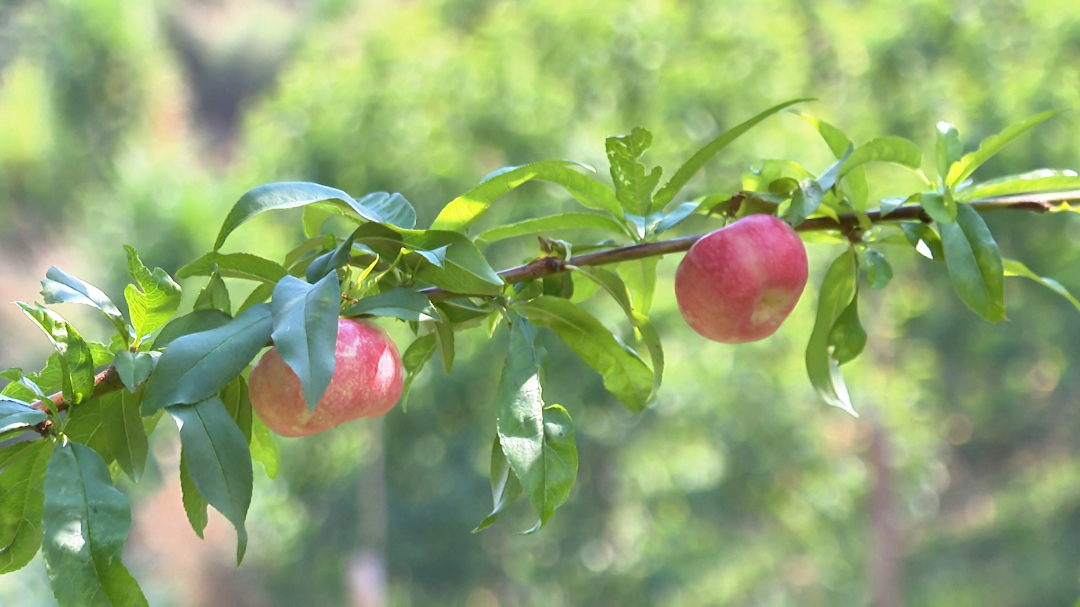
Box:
248, 318, 403, 437
674, 214, 808, 343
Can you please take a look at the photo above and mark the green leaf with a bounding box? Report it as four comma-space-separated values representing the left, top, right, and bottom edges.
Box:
1003, 258, 1080, 311
43, 442, 148, 607
794, 111, 852, 158
305, 231, 357, 283
838, 136, 922, 178
434, 316, 455, 374
192, 273, 231, 314
473, 435, 524, 533
41, 267, 128, 339
0, 440, 53, 574
220, 376, 253, 443
1, 369, 44, 404
495, 319, 577, 530
787, 148, 850, 226
99, 389, 149, 483
940, 204, 1006, 322
409, 231, 504, 296
805, 249, 858, 416
400, 333, 438, 408
177, 252, 288, 284
123, 246, 182, 341
64, 397, 112, 464
112, 351, 154, 393
947, 110, 1061, 187
179, 452, 208, 539
238, 282, 277, 314
957, 169, 1080, 201
863, 248, 893, 289
518, 296, 653, 412
213, 182, 416, 250
476, 213, 629, 243
15, 303, 95, 406
168, 396, 252, 564
153, 309, 233, 350
249, 415, 280, 479
828, 296, 867, 365
341, 288, 440, 322
142, 303, 273, 415
654, 98, 810, 208
936, 121, 962, 180
431, 161, 620, 232
270, 274, 341, 411
0, 398, 47, 433
920, 190, 956, 224
652, 202, 701, 234
606, 127, 663, 216
616, 258, 659, 315
899, 222, 945, 260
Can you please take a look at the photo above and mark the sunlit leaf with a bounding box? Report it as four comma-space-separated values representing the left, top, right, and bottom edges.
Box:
838, 136, 922, 178
940, 204, 1006, 322
15, 303, 95, 406
805, 248, 858, 416
192, 273, 231, 315
1003, 258, 1080, 311
920, 190, 956, 224
41, 266, 128, 339
249, 415, 279, 479
936, 121, 962, 180
123, 246, 182, 341
177, 252, 288, 284
607, 127, 663, 216
476, 213, 629, 243
946, 110, 1061, 187
957, 169, 1080, 201
0, 440, 53, 574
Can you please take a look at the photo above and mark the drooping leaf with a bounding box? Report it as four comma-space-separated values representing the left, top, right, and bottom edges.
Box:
179, 452, 208, 539
652, 202, 701, 234
41, 267, 128, 339
341, 288, 441, 322
168, 396, 252, 564
476, 213, 629, 243
787, 148, 850, 226
220, 376, 253, 442
518, 296, 654, 412
0, 369, 43, 404
249, 415, 280, 480
400, 333, 438, 408
15, 303, 95, 406
431, 161, 621, 232
863, 248, 893, 289
0, 398, 47, 434
193, 273, 231, 314
434, 316, 456, 374
828, 296, 867, 365
616, 258, 659, 315
606, 127, 663, 216
838, 136, 922, 178
939, 204, 1006, 322
805, 248, 858, 416
899, 223, 945, 261
153, 309, 233, 350
64, 397, 112, 465
142, 303, 273, 415
936, 121, 963, 180
957, 169, 1080, 201
654, 98, 810, 208
946, 110, 1061, 187
123, 246, 182, 341
473, 435, 524, 532
238, 281, 277, 314
920, 190, 956, 224
270, 274, 341, 411
1003, 258, 1080, 311
0, 440, 53, 574
177, 252, 288, 284
42, 441, 148, 607
112, 351, 154, 393
305, 229, 359, 283
99, 389, 149, 483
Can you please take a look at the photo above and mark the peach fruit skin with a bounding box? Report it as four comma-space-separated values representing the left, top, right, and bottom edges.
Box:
674, 214, 808, 343
248, 318, 404, 437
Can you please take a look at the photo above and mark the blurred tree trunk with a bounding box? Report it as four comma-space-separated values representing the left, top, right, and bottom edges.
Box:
348, 418, 388, 607
869, 422, 901, 607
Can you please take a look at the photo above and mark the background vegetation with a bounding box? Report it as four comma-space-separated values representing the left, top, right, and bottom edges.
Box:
3, 0, 1080, 605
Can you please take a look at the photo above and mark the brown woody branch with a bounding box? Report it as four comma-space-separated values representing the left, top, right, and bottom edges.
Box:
28, 194, 1069, 416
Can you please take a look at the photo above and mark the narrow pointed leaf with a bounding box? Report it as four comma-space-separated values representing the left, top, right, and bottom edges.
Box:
249, 415, 280, 479
431, 161, 619, 232
99, 389, 149, 483
178, 452, 208, 538
123, 246, 182, 340
192, 273, 231, 314
153, 309, 232, 350
43, 442, 148, 607
409, 231, 504, 296
41, 267, 128, 338
400, 333, 438, 408
342, 288, 440, 322
947, 110, 1061, 187
0, 398, 47, 433
920, 190, 956, 224
519, 296, 653, 412
142, 303, 272, 415
354, 191, 417, 230
15, 303, 95, 406
168, 396, 252, 564
476, 213, 629, 243
838, 136, 922, 177
828, 296, 867, 365
940, 204, 1006, 322
0, 440, 54, 574
806, 249, 858, 415
655, 99, 810, 207
474, 435, 524, 532
177, 252, 288, 284
271, 274, 341, 411
1003, 258, 1080, 311
434, 316, 455, 374
957, 169, 1080, 201
936, 121, 962, 180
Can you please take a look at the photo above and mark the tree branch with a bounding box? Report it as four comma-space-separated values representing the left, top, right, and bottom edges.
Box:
28, 194, 1069, 416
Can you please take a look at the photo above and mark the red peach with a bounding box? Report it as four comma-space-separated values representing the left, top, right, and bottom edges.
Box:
674, 214, 808, 343
248, 318, 403, 437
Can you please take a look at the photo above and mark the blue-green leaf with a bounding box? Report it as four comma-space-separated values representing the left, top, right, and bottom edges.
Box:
112, 351, 154, 393
863, 248, 893, 289
15, 303, 95, 406
0, 440, 54, 574
270, 274, 341, 411
805, 249, 858, 416
124, 246, 182, 341
0, 398, 47, 434
341, 288, 440, 322
41, 267, 128, 339
153, 309, 233, 350
947, 110, 1061, 187
142, 304, 272, 415
654, 98, 810, 208
940, 204, 1006, 322
431, 161, 620, 232
168, 396, 252, 564
43, 442, 147, 607
518, 296, 653, 412
192, 273, 231, 314
409, 231, 504, 296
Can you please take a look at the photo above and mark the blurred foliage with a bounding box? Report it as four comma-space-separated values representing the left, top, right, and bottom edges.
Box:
5, 0, 1080, 605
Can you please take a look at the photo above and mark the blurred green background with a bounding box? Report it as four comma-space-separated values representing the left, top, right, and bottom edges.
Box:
3, 0, 1080, 605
